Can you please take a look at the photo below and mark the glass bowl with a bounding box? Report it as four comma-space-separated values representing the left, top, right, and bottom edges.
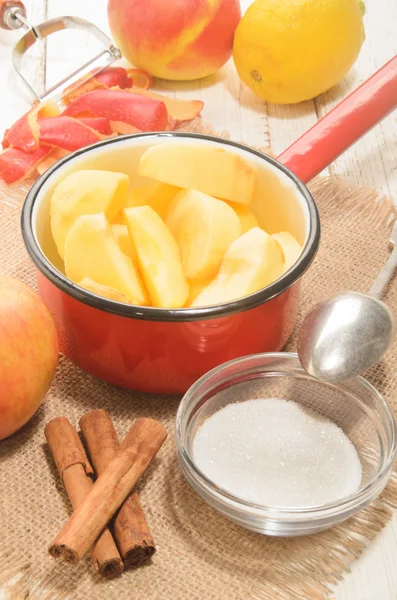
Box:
175, 353, 397, 536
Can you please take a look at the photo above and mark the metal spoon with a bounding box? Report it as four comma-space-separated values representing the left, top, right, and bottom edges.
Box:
298, 221, 397, 382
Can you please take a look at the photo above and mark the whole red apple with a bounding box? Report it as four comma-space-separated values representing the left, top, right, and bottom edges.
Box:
108, 0, 242, 81
0, 277, 58, 440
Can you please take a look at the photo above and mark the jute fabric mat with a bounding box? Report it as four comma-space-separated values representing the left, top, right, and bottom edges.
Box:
0, 128, 397, 600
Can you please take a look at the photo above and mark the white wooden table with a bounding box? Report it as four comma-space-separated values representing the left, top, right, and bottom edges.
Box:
0, 1, 396, 598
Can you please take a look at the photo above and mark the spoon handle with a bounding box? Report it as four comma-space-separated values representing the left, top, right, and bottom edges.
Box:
369, 222, 397, 298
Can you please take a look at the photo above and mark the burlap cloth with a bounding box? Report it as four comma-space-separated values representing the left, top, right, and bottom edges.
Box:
0, 128, 397, 600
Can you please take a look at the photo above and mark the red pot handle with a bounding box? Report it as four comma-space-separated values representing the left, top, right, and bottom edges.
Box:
277, 55, 397, 183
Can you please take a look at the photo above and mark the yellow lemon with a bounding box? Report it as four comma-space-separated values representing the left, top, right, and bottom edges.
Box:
233, 0, 365, 104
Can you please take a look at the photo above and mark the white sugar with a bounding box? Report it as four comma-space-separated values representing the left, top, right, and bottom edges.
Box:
193, 398, 362, 507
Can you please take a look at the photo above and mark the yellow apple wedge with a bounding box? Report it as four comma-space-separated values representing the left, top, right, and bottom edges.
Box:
185, 277, 214, 306
77, 277, 132, 304
50, 170, 129, 259
111, 224, 137, 260
64, 213, 148, 305
272, 232, 302, 273
124, 206, 189, 308
226, 201, 259, 233
111, 181, 180, 223
191, 227, 284, 307
127, 182, 180, 218
165, 189, 241, 279
139, 143, 256, 205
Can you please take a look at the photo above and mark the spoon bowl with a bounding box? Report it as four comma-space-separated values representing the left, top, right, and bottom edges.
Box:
298, 291, 395, 381
298, 221, 397, 382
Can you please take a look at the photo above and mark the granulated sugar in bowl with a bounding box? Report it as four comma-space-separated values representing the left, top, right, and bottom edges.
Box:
175, 353, 397, 536
192, 398, 362, 508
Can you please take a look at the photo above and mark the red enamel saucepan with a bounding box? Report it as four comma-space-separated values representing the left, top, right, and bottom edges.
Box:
21, 56, 397, 394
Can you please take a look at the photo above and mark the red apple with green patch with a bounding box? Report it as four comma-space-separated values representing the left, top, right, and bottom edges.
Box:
108, 0, 242, 81
0, 277, 59, 440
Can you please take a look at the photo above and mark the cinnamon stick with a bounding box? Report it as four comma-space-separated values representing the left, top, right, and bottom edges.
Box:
80, 410, 156, 567
49, 417, 167, 564
45, 417, 124, 578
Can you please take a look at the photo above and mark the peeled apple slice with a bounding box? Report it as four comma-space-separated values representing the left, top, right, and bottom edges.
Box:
186, 277, 213, 306
165, 189, 241, 279
123, 181, 180, 219
111, 223, 137, 260
191, 227, 284, 307
77, 277, 131, 304
124, 206, 189, 308
64, 213, 148, 305
139, 144, 256, 205
50, 169, 129, 259
272, 232, 302, 273
226, 201, 259, 233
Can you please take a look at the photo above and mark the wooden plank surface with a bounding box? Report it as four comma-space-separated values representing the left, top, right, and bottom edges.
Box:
0, 0, 397, 598
314, 0, 397, 199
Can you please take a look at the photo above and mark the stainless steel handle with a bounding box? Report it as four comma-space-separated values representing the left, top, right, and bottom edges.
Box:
369, 220, 397, 298
12, 15, 121, 101
0, 1, 28, 30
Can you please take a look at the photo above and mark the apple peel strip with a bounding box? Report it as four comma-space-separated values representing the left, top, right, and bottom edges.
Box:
4, 101, 60, 153
0, 146, 52, 185
63, 89, 169, 132
0, 66, 203, 185
113, 86, 204, 126
61, 66, 152, 104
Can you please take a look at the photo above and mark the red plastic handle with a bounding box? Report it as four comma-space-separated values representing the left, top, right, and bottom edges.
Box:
277, 55, 397, 183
